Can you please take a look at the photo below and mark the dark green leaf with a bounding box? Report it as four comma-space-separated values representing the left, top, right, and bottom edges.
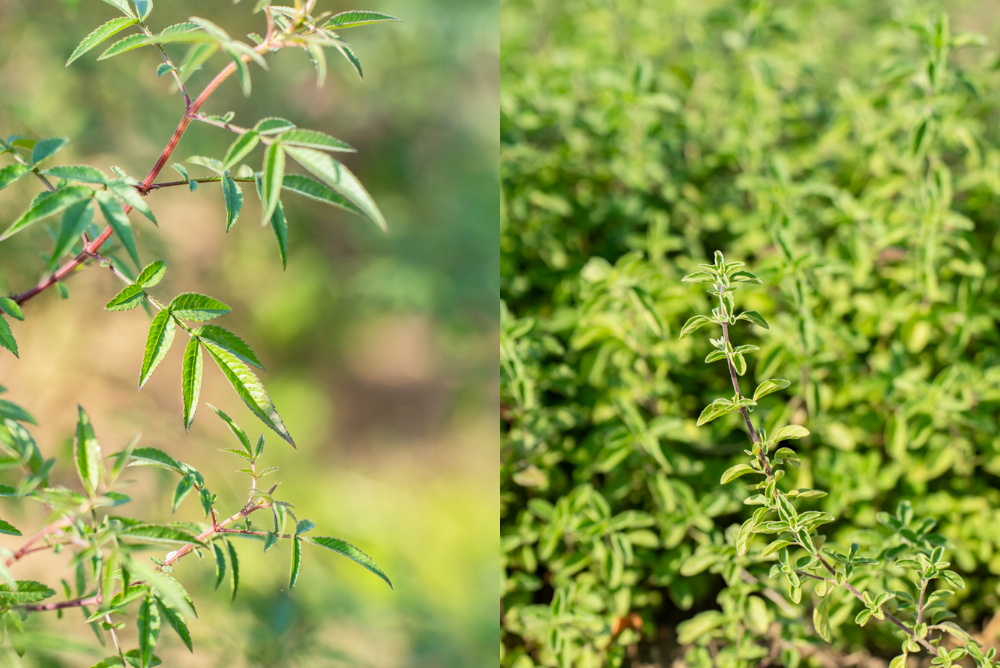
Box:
228, 48, 252, 97
295, 519, 316, 535
31, 138, 69, 166
203, 341, 294, 446
193, 325, 262, 368
138, 309, 175, 389
67, 17, 138, 65
289, 537, 302, 591
105, 283, 145, 311
96, 190, 140, 268
109, 180, 156, 226
98, 33, 150, 60
335, 42, 363, 79
50, 199, 95, 268
181, 337, 203, 430
263, 531, 278, 552
74, 406, 102, 496
281, 173, 363, 215
279, 129, 354, 153
283, 146, 385, 231
128, 446, 182, 473
0, 519, 20, 536
135, 260, 166, 287
168, 293, 230, 321
0, 164, 29, 192
1, 185, 93, 241
208, 405, 253, 453
0, 581, 55, 603
324, 10, 401, 29
156, 63, 174, 77
172, 475, 195, 513
154, 596, 192, 652
40, 165, 109, 184
260, 142, 285, 226
226, 539, 239, 602
120, 524, 202, 545
137, 593, 160, 668
222, 176, 243, 231
212, 542, 226, 589
306, 536, 392, 589
0, 400, 34, 424
0, 316, 15, 358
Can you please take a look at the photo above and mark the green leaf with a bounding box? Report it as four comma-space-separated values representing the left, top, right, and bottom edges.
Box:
295, 519, 316, 535
813, 595, 832, 642
0, 299, 22, 322
306, 42, 327, 87
105, 283, 145, 311
98, 33, 150, 60
181, 337, 203, 431
193, 325, 263, 369
203, 341, 294, 446
324, 10, 400, 29
730, 270, 762, 283
138, 593, 161, 668
732, 352, 746, 375
221, 132, 259, 171
67, 17, 138, 65
260, 142, 285, 226
0, 400, 34, 425
212, 542, 226, 589
171, 475, 195, 512
0, 316, 15, 358
270, 197, 288, 268
289, 537, 302, 591
679, 315, 713, 339
96, 190, 140, 268
100, 0, 135, 17
0, 581, 55, 603
1, 185, 93, 241
74, 406, 102, 496
135, 260, 167, 287
280, 173, 364, 216
209, 405, 253, 453
156, 63, 174, 77
278, 129, 354, 153
735, 310, 769, 329
31, 138, 69, 166
227, 48, 252, 96
720, 464, 757, 484
681, 271, 716, 283
697, 400, 736, 426
306, 536, 392, 589
133, 0, 153, 21
49, 199, 95, 268
255, 117, 296, 135
0, 164, 29, 192
0, 520, 20, 537
120, 524, 203, 545
222, 176, 243, 231
335, 42, 363, 79
40, 165, 109, 184
761, 540, 792, 557
168, 293, 230, 321
263, 532, 278, 552
227, 539, 239, 602
128, 446, 182, 473
177, 43, 217, 83
283, 146, 385, 231
109, 180, 157, 226
754, 379, 790, 401
773, 425, 810, 442
154, 597, 192, 652
138, 309, 176, 389
679, 553, 717, 576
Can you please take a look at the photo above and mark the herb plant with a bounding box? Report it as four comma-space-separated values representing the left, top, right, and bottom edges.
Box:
0, 1, 396, 665
680, 252, 992, 668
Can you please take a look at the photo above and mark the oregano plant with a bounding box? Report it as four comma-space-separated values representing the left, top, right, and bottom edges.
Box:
0, 1, 397, 665
679, 252, 995, 668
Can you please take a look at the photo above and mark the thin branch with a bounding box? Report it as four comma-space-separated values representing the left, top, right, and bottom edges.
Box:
145, 176, 256, 191
192, 115, 252, 135
22, 593, 100, 612
139, 24, 191, 110
160, 500, 270, 569
105, 613, 127, 668
5, 516, 74, 567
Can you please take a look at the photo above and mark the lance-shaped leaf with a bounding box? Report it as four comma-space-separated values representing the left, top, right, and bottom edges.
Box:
212, 542, 226, 589
222, 176, 243, 231
100, 0, 135, 17
138, 309, 176, 389
697, 399, 737, 426
109, 180, 157, 226
40, 165, 109, 184
194, 325, 262, 368
679, 315, 714, 339
324, 10, 401, 29
1, 186, 93, 241
67, 17, 138, 65
289, 536, 302, 591
171, 474, 195, 512
135, 260, 166, 287
226, 539, 239, 602
105, 284, 145, 312
178, 42, 217, 83
96, 190, 141, 268
754, 379, 790, 401
120, 524, 203, 545
209, 405, 253, 454
0, 164, 29, 192
98, 33, 150, 60
181, 337, 203, 430
168, 293, 230, 321
31, 138, 69, 166
137, 593, 161, 668
335, 42, 364, 79
283, 146, 385, 231
155, 596, 192, 652
227, 47, 252, 96
720, 464, 758, 484
221, 132, 259, 171
133, 0, 152, 20
735, 310, 769, 329
773, 425, 810, 442
128, 446, 183, 473
255, 117, 296, 135
0, 400, 34, 424
50, 199, 94, 268
259, 142, 285, 226
306, 536, 392, 589
0, 520, 20, 537
202, 341, 294, 446
74, 406, 102, 496
281, 173, 363, 215
263, 532, 278, 552
0, 316, 17, 358
279, 129, 354, 153
306, 42, 327, 87
0, 581, 55, 604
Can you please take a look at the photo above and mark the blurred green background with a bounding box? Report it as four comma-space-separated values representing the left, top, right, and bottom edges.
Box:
0, 0, 499, 666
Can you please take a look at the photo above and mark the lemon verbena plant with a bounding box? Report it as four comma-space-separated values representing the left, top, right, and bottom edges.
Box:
0, 1, 396, 665
680, 252, 994, 668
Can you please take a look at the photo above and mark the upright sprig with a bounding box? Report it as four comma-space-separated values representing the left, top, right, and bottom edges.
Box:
681, 252, 994, 668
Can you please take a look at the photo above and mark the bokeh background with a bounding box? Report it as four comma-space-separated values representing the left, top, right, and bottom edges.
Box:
0, 0, 499, 666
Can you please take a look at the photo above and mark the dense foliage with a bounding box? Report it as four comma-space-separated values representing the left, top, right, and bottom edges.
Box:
0, 1, 396, 665
501, 1, 1000, 666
